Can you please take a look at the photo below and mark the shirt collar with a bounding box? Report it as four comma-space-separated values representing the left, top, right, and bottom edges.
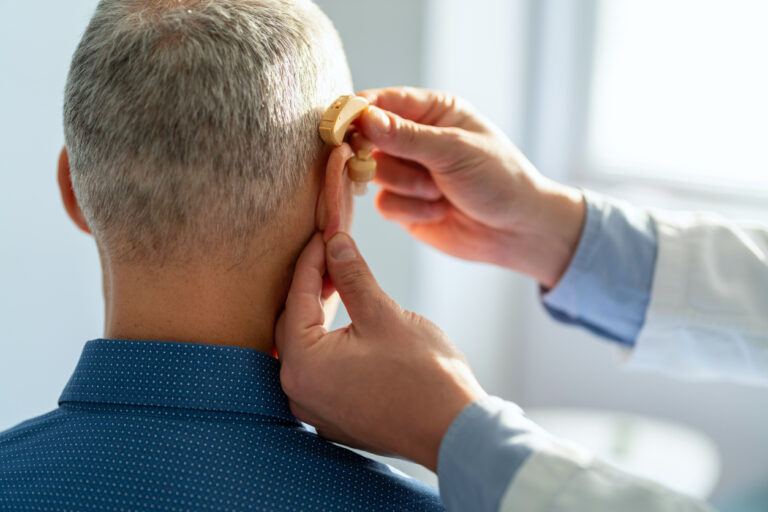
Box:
59, 339, 297, 423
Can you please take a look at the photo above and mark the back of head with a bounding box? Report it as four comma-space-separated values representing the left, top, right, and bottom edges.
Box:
64, 0, 352, 262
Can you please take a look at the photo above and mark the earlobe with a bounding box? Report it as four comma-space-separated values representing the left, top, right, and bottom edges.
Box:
57, 147, 92, 235
316, 144, 354, 241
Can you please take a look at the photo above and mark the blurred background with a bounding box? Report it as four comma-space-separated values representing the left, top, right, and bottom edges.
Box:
1, 0, 767, 509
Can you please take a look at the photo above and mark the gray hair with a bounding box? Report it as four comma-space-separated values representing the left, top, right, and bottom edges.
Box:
64, 0, 352, 262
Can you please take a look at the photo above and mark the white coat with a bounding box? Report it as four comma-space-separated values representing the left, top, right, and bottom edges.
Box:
497, 212, 768, 511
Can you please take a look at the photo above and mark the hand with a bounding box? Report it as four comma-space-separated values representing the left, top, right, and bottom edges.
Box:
356, 87, 586, 288
275, 232, 486, 471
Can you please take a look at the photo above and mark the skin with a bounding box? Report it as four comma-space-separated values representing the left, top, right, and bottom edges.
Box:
276, 232, 487, 471
275, 87, 587, 471
356, 87, 586, 289
57, 142, 357, 354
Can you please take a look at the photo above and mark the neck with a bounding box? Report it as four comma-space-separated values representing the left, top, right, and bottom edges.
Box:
102, 251, 294, 354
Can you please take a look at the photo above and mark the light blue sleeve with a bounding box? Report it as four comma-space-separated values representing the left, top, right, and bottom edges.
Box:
436, 193, 660, 511
542, 190, 658, 346
437, 396, 533, 512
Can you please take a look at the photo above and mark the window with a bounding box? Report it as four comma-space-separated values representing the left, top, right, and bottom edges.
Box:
585, 0, 768, 193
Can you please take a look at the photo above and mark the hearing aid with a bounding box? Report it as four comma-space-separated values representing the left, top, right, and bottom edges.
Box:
319, 95, 376, 195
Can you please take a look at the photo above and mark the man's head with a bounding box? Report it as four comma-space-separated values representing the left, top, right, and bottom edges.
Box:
60, 0, 353, 263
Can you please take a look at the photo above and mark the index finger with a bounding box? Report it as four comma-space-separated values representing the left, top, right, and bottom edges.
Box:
358, 87, 483, 131
275, 232, 327, 357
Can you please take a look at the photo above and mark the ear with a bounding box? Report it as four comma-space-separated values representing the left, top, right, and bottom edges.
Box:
57, 147, 91, 235
316, 143, 355, 241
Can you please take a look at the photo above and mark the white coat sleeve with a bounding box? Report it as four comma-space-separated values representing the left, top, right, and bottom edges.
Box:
439, 396, 714, 512
628, 212, 768, 385
499, 436, 715, 512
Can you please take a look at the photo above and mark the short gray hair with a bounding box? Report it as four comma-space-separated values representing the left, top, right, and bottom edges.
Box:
64, 0, 352, 262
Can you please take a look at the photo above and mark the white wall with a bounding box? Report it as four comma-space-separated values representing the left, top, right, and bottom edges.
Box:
0, 0, 103, 431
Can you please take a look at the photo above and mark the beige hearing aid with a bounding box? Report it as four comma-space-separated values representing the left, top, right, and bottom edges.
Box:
319, 95, 376, 195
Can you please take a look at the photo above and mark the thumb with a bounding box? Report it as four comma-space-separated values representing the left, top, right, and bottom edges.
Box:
359, 106, 456, 166
326, 233, 390, 326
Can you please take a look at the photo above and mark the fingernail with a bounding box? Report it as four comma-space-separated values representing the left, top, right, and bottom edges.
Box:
367, 106, 392, 136
328, 234, 356, 261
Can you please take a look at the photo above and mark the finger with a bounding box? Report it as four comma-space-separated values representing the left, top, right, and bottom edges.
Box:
275, 232, 327, 357
349, 131, 375, 153
325, 233, 391, 326
375, 190, 450, 224
351, 128, 444, 201
358, 106, 459, 166
358, 87, 474, 128
374, 153, 442, 201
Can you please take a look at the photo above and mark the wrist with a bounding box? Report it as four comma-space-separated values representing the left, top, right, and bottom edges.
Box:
411, 381, 487, 472
504, 179, 586, 288
540, 183, 587, 288
422, 398, 484, 472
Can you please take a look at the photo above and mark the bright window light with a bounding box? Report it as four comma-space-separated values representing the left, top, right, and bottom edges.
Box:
586, 0, 768, 192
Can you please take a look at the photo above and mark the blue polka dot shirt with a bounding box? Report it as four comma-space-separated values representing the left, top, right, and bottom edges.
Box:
0, 339, 444, 511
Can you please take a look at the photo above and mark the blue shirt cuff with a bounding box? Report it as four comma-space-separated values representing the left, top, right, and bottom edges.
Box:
437, 396, 533, 512
542, 190, 658, 346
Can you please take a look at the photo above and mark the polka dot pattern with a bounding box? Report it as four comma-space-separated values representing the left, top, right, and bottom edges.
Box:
0, 339, 444, 511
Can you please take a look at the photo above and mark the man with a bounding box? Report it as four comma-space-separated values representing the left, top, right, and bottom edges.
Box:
275, 88, 767, 511
0, 3, 442, 511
